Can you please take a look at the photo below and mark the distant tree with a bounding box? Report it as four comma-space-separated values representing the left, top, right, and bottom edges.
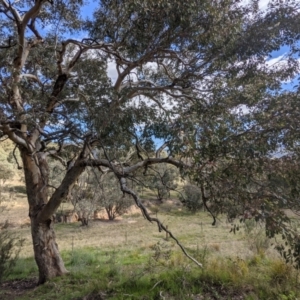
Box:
0, 0, 300, 283
98, 173, 132, 220
146, 164, 179, 202
70, 170, 96, 226
0, 163, 13, 185
180, 184, 203, 213
71, 170, 132, 221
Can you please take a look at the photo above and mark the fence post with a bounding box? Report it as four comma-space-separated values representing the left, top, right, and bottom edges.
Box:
166, 225, 169, 241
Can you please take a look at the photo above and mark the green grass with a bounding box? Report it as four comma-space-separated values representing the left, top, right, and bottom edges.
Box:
1, 204, 300, 299
3, 256, 38, 281
1, 242, 300, 300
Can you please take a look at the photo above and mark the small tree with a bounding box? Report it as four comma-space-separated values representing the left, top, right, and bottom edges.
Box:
146, 164, 178, 202
71, 170, 132, 222
70, 169, 99, 225
99, 173, 132, 220
180, 184, 203, 212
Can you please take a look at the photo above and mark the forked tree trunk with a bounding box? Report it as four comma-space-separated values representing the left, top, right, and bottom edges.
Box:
105, 206, 115, 220
21, 149, 68, 284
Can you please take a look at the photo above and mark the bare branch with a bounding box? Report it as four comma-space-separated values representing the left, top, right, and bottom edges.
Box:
21, 74, 42, 85
0, 124, 28, 149
119, 177, 203, 268
156, 143, 168, 158
12, 144, 22, 169
122, 157, 187, 174
0, 0, 22, 22
82, 156, 189, 175
27, 18, 43, 40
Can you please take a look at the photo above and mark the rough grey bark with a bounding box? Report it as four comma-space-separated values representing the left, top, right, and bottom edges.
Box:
21, 149, 68, 284
31, 220, 67, 284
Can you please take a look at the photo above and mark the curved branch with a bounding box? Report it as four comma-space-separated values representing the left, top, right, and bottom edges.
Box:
0, 124, 28, 149
38, 139, 96, 222
122, 157, 188, 174
119, 177, 202, 268
82, 156, 189, 175
12, 144, 22, 169
21, 74, 42, 85
156, 143, 168, 158
38, 156, 85, 222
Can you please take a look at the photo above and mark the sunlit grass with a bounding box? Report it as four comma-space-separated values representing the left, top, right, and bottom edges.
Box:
3, 243, 300, 300
1, 194, 300, 299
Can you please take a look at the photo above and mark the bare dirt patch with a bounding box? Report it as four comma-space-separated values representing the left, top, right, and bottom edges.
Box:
0, 277, 37, 300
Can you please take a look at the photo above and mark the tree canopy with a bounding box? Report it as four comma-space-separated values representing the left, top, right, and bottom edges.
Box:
0, 0, 300, 283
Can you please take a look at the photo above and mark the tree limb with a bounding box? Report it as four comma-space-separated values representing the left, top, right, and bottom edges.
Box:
0, 124, 29, 149
0, 0, 22, 23
119, 177, 202, 268
82, 156, 189, 175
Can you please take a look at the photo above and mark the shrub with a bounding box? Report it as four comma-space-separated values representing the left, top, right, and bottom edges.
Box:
269, 259, 293, 284
180, 184, 203, 212
243, 220, 270, 255
0, 222, 24, 282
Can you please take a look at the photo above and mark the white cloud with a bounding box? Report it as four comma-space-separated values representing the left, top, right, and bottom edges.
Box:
241, 0, 270, 10
258, 0, 270, 10
266, 55, 285, 67
231, 104, 251, 115
107, 60, 118, 84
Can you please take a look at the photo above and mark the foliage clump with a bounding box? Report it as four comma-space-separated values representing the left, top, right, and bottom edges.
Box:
0, 222, 24, 282
180, 184, 204, 212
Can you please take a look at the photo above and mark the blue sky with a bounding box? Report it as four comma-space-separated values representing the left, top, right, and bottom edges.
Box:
80, 1, 98, 19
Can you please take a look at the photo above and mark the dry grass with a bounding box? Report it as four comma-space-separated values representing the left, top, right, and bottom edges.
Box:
9, 206, 269, 262
0, 178, 281, 265
0, 194, 29, 228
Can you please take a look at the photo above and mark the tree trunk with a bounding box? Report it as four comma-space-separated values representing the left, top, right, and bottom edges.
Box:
21, 149, 68, 284
106, 206, 115, 220
31, 218, 68, 284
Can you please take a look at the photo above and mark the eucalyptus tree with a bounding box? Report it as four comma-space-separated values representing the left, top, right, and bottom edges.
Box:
145, 164, 179, 202
0, 0, 299, 283
97, 172, 132, 220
